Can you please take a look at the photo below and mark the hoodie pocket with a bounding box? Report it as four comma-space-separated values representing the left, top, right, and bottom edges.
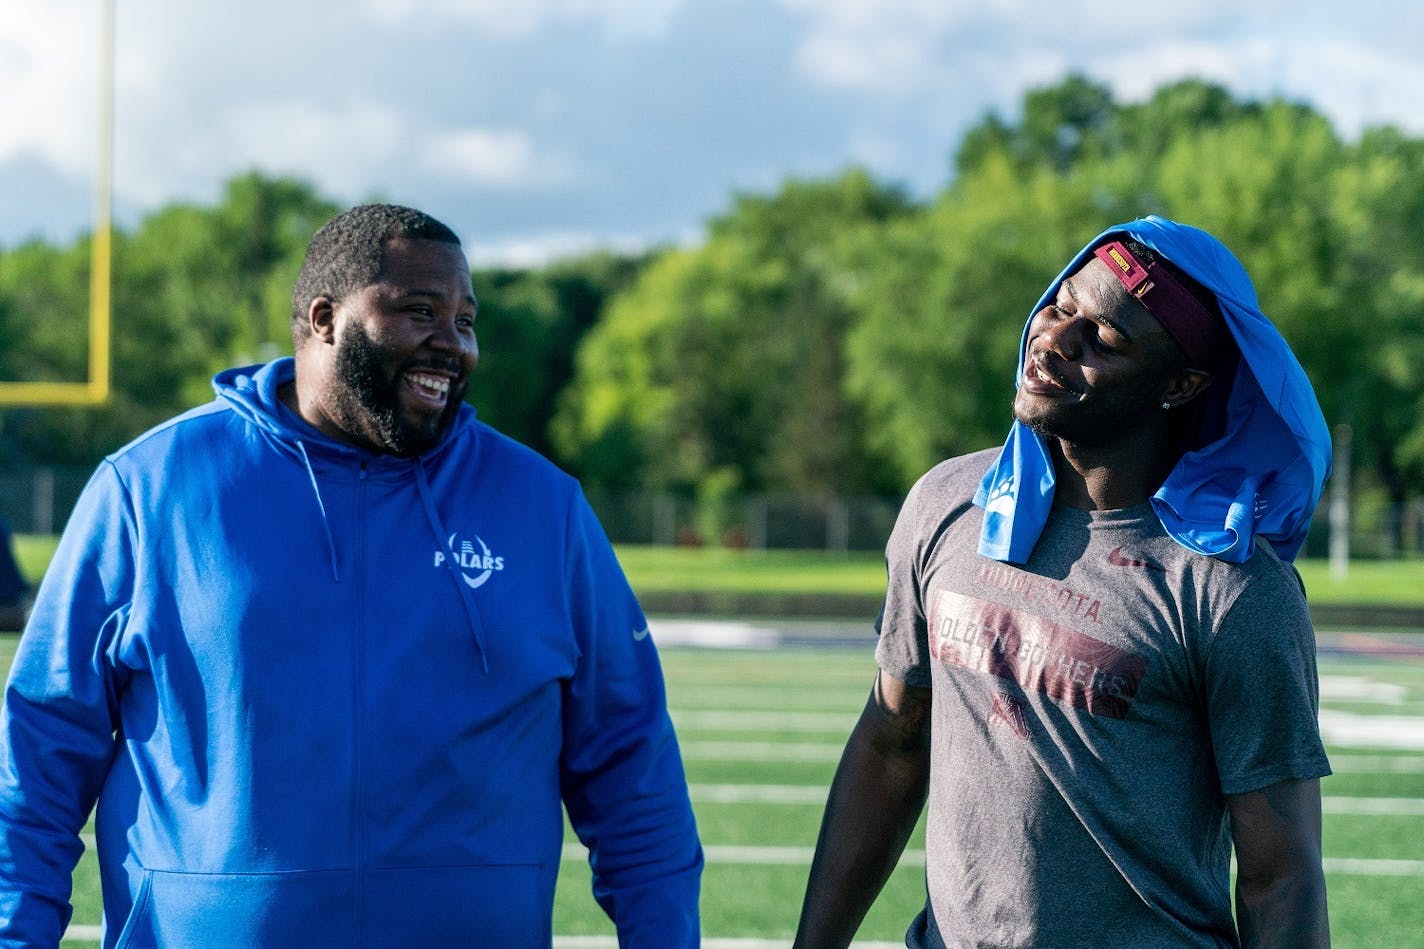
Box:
112, 867, 355, 948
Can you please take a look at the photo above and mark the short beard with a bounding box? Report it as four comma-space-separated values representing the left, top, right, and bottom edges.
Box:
1013, 383, 1163, 450
326, 321, 465, 456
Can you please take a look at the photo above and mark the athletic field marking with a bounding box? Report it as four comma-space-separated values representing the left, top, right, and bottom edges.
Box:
683, 743, 1424, 767
1321, 797, 1424, 815
686, 784, 1424, 816
1319, 675, 1410, 704
1318, 709, 1424, 750
61, 924, 101, 940
1322, 858, 1424, 876
651, 620, 783, 648
56, 927, 908, 948
690, 783, 827, 804
565, 842, 1424, 876
672, 709, 857, 732
1328, 754, 1424, 773
681, 740, 844, 761
552, 934, 899, 940
669, 687, 869, 710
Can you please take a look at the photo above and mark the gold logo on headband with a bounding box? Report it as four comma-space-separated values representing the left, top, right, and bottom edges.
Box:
1107, 248, 1133, 273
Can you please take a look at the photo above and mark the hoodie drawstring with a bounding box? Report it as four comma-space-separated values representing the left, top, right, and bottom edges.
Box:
297, 441, 341, 582
415, 461, 491, 673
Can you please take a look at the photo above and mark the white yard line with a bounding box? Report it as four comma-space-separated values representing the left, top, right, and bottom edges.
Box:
686, 783, 1424, 816
650, 619, 785, 648
691, 783, 827, 804
59, 926, 906, 947
681, 739, 844, 761
1323, 858, 1424, 876
593, 843, 1424, 877
682, 744, 1424, 766
672, 709, 856, 732
1318, 709, 1424, 750
1319, 675, 1410, 704
1328, 754, 1424, 773
1323, 796, 1424, 815
557, 940, 901, 948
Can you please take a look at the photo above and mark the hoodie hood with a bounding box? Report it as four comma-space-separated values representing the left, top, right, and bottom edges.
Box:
213, 358, 492, 669
212, 358, 478, 465
974, 215, 1331, 565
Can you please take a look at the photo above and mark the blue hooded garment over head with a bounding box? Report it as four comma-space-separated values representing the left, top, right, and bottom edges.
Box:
974, 216, 1332, 565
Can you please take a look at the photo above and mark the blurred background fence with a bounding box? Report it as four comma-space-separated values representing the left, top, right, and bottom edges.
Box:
4, 463, 1422, 558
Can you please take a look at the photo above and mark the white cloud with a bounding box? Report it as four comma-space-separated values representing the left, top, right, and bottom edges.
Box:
219, 102, 406, 194
422, 128, 579, 187
114, 98, 579, 211
779, 0, 961, 96
361, 0, 684, 40
1094, 34, 1424, 139
0, 2, 104, 176
1275, 41, 1424, 138
463, 229, 661, 268
844, 132, 904, 170
6, 0, 1424, 253
776, 0, 1424, 146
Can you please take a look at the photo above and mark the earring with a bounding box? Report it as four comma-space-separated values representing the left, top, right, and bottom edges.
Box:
1161, 402, 1171, 410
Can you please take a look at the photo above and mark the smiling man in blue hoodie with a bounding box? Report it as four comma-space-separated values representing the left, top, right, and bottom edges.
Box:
0, 204, 702, 948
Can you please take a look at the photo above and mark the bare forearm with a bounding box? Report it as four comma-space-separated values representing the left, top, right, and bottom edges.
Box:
794, 675, 931, 949
1236, 871, 1330, 948
1229, 779, 1330, 949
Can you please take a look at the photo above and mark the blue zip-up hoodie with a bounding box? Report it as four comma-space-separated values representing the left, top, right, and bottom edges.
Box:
0, 358, 702, 948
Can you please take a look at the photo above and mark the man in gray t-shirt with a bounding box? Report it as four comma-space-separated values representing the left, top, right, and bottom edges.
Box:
795, 218, 1332, 948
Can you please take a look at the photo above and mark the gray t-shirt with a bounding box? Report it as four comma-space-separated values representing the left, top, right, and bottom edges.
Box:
877, 448, 1331, 949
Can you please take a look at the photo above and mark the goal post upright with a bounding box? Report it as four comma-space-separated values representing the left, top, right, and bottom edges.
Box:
0, 0, 114, 407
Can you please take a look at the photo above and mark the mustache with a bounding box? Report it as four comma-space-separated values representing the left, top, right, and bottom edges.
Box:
1027, 352, 1080, 394
404, 359, 465, 376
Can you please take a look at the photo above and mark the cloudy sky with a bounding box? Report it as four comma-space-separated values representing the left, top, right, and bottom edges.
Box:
3, 0, 1422, 266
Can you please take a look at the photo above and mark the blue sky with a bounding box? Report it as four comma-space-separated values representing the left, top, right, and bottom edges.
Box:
3, 0, 1422, 265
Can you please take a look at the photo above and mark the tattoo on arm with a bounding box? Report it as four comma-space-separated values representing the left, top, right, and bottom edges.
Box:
868, 671, 932, 753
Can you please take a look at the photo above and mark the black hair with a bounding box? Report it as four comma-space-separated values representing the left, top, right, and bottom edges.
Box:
290, 204, 462, 343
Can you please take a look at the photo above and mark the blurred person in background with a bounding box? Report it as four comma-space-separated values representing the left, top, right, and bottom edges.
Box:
0, 516, 31, 631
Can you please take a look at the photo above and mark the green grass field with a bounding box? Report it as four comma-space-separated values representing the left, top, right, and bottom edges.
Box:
0, 634, 1418, 947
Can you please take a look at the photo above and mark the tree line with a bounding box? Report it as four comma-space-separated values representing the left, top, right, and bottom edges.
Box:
4, 75, 1424, 525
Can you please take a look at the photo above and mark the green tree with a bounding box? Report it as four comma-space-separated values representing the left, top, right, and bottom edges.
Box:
955, 73, 1116, 175
0, 173, 337, 465
1329, 127, 1424, 531
844, 153, 1143, 485
467, 252, 648, 459
553, 170, 913, 495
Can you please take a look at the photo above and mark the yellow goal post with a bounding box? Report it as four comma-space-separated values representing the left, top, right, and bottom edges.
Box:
0, 0, 114, 407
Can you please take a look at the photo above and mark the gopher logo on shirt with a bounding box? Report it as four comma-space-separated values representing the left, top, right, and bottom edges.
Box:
433, 533, 505, 589
990, 689, 1031, 739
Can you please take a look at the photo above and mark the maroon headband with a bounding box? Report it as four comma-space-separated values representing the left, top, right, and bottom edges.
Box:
1093, 240, 1223, 367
